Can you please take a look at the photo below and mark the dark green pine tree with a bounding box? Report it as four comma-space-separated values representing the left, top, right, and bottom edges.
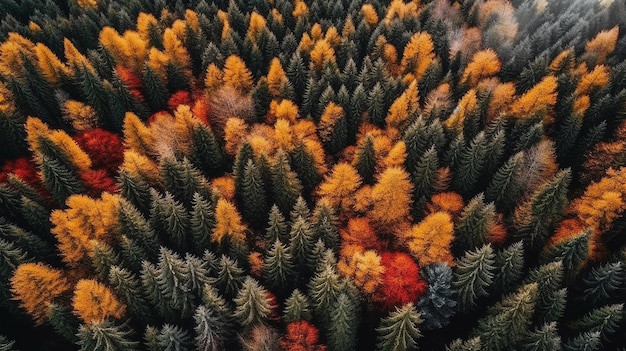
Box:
90, 241, 120, 281
524, 261, 565, 325
311, 201, 340, 254
492, 241, 525, 295
290, 196, 310, 223
472, 283, 539, 351
308, 263, 343, 325
376, 302, 422, 351
190, 193, 217, 256
118, 170, 153, 216
142, 65, 168, 112
161, 157, 213, 208
411, 146, 439, 216
0, 218, 52, 259
283, 288, 312, 323
485, 152, 524, 212
579, 261, 625, 306
155, 324, 194, 351
328, 291, 360, 351
541, 229, 590, 283
452, 131, 489, 197
39, 154, 86, 204
0, 185, 21, 221
193, 305, 229, 351
511, 121, 544, 155
0, 238, 28, 316
0, 334, 17, 351
368, 82, 386, 127
119, 197, 159, 261
517, 322, 561, 351
263, 239, 295, 290
513, 169, 572, 251
341, 58, 359, 92
453, 244, 496, 312
562, 332, 602, 351
0, 110, 27, 160
75, 64, 120, 130
21, 57, 63, 126
233, 276, 276, 327
212, 254, 245, 298
302, 77, 323, 119
453, 194, 496, 254
271, 149, 303, 216
265, 205, 289, 244
404, 117, 447, 173
200, 284, 235, 332
570, 304, 624, 344
233, 143, 254, 208
354, 134, 376, 185
150, 189, 191, 253
286, 50, 308, 104
289, 142, 322, 195
252, 77, 271, 121
288, 216, 316, 269
19, 195, 52, 240
241, 159, 269, 228
418, 263, 457, 330
108, 265, 153, 324
348, 84, 367, 142
77, 320, 139, 351
189, 123, 226, 177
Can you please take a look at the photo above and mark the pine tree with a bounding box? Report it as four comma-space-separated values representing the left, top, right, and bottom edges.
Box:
118, 170, 153, 216
418, 263, 457, 330
328, 291, 359, 351
453, 194, 496, 253
452, 131, 488, 197
190, 193, 216, 255
212, 254, 245, 298
194, 305, 229, 351
283, 288, 312, 323
233, 276, 276, 327
517, 322, 561, 351
579, 261, 625, 306
453, 244, 496, 312
570, 304, 624, 344
446, 337, 482, 351
485, 152, 523, 212
154, 324, 194, 351
308, 263, 343, 324
353, 134, 377, 184
161, 157, 212, 208
541, 229, 590, 283
288, 216, 316, 269
241, 159, 269, 228
265, 205, 288, 244
119, 197, 159, 260
492, 241, 525, 295
524, 261, 565, 325
411, 146, 439, 214
289, 142, 323, 195
376, 302, 422, 351
368, 82, 387, 127
108, 265, 152, 324
562, 332, 602, 351
472, 283, 539, 351
150, 189, 191, 252
271, 149, 303, 215
311, 201, 341, 254
264, 239, 295, 290
77, 320, 139, 351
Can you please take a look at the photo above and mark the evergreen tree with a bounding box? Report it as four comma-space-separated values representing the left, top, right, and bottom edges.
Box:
453, 244, 496, 312
263, 239, 295, 290
288, 216, 316, 269
328, 291, 359, 351
155, 324, 194, 351
47, 303, 80, 343
541, 229, 590, 283
368, 82, 386, 127
311, 201, 340, 254
453, 194, 496, 254
289, 142, 322, 194
472, 283, 539, 351
411, 146, 439, 215
190, 193, 217, 256
271, 149, 303, 215
308, 263, 343, 325
446, 337, 482, 351
108, 265, 152, 324
485, 152, 523, 212
233, 276, 276, 327
492, 242, 525, 295
283, 288, 312, 323
517, 322, 561, 351
353, 134, 376, 185
77, 321, 139, 351
212, 254, 245, 298
418, 263, 457, 330
376, 303, 422, 351
290, 196, 310, 223
579, 261, 625, 306
452, 131, 488, 197
524, 261, 565, 325
570, 304, 624, 344
150, 190, 191, 253
189, 124, 225, 177
562, 332, 602, 351
265, 205, 288, 244
194, 305, 229, 351
241, 159, 269, 228
161, 157, 212, 208
119, 198, 159, 260
118, 170, 153, 216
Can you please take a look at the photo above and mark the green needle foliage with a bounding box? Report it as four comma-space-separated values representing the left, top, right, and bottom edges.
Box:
376, 303, 422, 351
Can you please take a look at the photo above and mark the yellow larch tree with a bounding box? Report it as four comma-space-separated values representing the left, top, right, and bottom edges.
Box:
35, 43, 71, 85
72, 279, 126, 323
292, 0, 309, 18
224, 117, 249, 156
361, 4, 379, 26
0, 33, 36, 79
77, 0, 97, 8
273, 118, 294, 151
212, 198, 247, 245
163, 28, 191, 72
318, 102, 344, 147
400, 31, 435, 81
269, 99, 299, 123
445, 89, 479, 132
324, 26, 341, 47
368, 166, 413, 230
62, 100, 98, 132
26, 117, 92, 171
212, 176, 236, 201
510, 75, 558, 122
121, 150, 162, 186
340, 217, 381, 249
487, 82, 516, 121
204, 63, 224, 93
223, 55, 254, 93
267, 58, 289, 97
247, 12, 267, 44
405, 211, 455, 266
584, 26, 619, 65
318, 163, 363, 214
460, 49, 501, 87
123, 112, 155, 156
310, 39, 336, 72
575, 64, 611, 96
549, 49, 575, 74
11, 263, 71, 325
136, 12, 158, 41
64, 38, 96, 74
386, 92, 410, 130
338, 248, 385, 294
382, 141, 407, 169
147, 47, 170, 81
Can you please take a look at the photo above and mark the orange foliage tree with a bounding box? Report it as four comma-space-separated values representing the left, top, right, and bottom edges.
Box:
510, 75, 558, 122
368, 166, 413, 231
317, 163, 362, 215
72, 279, 126, 323
400, 32, 435, 81
460, 49, 501, 87
405, 212, 455, 266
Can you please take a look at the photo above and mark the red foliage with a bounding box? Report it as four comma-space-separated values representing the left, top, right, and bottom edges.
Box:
280, 320, 327, 351
80, 169, 118, 196
1, 157, 40, 185
191, 95, 211, 126
167, 90, 192, 111
371, 252, 427, 312
73, 128, 123, 175
116, 65, 144, 101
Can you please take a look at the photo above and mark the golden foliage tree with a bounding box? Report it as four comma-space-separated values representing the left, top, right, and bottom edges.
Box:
26, 117, 92, 171
338, 248, 385, 294
445, 89, 479, 132
72, 279, 126, 323
575, 64, 611, 96
584, 26, 619, 65
223, 55, 254, 93
267, 58, 289, 97
310, 39, 336, 72
368, 166, 413, 230
318, 163, 363, 214
460, 49, 501, 87
10, 263, 71, 324
405, 211, 455, 266
510, 75, 558, 122
213, 198, 247, 246
401, 32, 435, 81
122, 112, 154, 156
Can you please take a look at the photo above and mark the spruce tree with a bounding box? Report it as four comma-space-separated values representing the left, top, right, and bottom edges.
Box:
289, 142, 322, 194
194, 305, 229, 351
155, 324, 194, 351
283, 288, 312, 323
271, 149, 303, 215
492, 241, 525, 295
517, 322, 561, 351
453, 244, 496, 312
150, 189, 191, 253
541, 229, 590, 283
212, 254, 245, 298
453, 194, 496, 254
562, 332, 602, 351
376, 303, 422, 351
119, 198, 159, 260
484, 152, 523, 212
189, 124, 226, 177
288, 216, 316, 269
241, 159, 269, 228
161, 157, 212, 208
308, 263, 343, 325
524, 261, 565, 325
328, 291, 359, 351
233, 276, 276, 327
354, 134, 376, 185
472, 283, 539, 351
263, 239, 295, 290
418, 263, 457, 330
446, 337, 482, 351
190, 193, 217, 256
118, 170, 153, 216
265, 205, 289, 244
570, 304, 624, 344
452, 131, 489, 197
311, 201, 340, 254
77, 320, 139, 351
108, 265, 153, 324
579, 261, 625, 306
